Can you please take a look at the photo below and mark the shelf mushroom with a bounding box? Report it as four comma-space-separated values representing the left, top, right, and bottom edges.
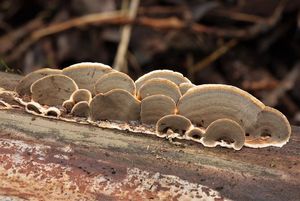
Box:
135, 69, 191, 91
15, 68, 62, 96
156, 114, 192, 139
185, 127, 205, 141
30, 74, 78, 106
178, 84, 265, 128
140, 94, 176, 124
94, 71, 136, 95
90, 89, 140, 122
202, 118, 245, 150
71, 101, 90, 118
137, 78, 182, 103
70, 89, 92, 103
246, 106, 291, 148
62, 62, 113, 94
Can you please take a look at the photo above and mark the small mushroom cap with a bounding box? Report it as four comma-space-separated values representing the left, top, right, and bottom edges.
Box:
135, 69, 191, 91
71, 101, 90, 117
15, 68, 62, 96
94, 71, 136, 95
62, 62, 112, 93
45, 107, 61, 117
70, 89, 92, 103
202, 118, 245, 150
185, 127, 205, 140
62, 100, 75, 113
31, 74, 78, 106
156, 114, 192, 136
90, 89, 140, 121
179, 83, 195, 95
141, 94, 176, 124
138, 78, 182, 103
178, 84, 265, 129
245, 106, 291, 148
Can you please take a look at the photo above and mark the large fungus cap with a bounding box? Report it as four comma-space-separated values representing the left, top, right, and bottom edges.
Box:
141, 94, 176, 124
62, 62, 112, 93
70, 89, 92, 103
156, 114, 192, 137
89, 89, 140, 122
94, 71, 136, 95
137, 78, 181, 103
71, 101, 90, 118
202, 118, 245, 150
245, 106, 291, 148
15, 68, 62, 96
135, 69, 191, 91
177, 84, 265, 129
31, 74, 78, 106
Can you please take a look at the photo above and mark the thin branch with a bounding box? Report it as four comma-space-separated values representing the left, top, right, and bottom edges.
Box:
113, 0, 140, 72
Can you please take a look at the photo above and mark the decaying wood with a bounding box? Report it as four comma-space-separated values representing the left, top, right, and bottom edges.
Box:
0, 72, 299, 201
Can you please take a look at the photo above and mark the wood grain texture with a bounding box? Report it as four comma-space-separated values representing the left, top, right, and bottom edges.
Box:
0, 72, 299, 201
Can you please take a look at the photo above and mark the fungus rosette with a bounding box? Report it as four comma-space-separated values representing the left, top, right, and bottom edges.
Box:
14, 62, 291, 149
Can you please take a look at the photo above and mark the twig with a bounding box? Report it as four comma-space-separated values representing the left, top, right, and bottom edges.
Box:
4, 0, 287, 63
262, 63, 300, 106
191, 39, 238, 73
113, 0, 140, 72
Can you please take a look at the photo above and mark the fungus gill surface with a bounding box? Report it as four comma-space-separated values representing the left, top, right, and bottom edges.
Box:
10, 62, 292, 150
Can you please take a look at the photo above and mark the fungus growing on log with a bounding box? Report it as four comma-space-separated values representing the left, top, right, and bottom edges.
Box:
94, 71, 136, 95
177, 84, 265, 128
31, 74, 78, 106
141, 94, 176, 124
135, 69, 191, 91
70, 89, 92, 103
185, 127, 205, 141
202, 118, 245, 150
62, 62, 112, 93
71, 101, 90, 118
179, 83, 195, 95
137, 78, 181, 103
15, 68, 62, 96
11, 62, 292, 150
156, 114, 192, 138
246, 106, 291, 148
90, 89, 140, 122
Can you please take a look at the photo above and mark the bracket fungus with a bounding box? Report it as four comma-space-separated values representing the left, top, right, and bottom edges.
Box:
94, 71, 136, 95
179, 83, 195, 95
31, 74, 78, 106
141, 94, 176, 124
15, 68, 62, 96
185, 127, 205, 141
11, 62, 291, 150
71, 101, 90, 118
202, 119, 245, 150
246, 106, 291, 148
156, 114, 192, 138
137, 78, 182, 103
135, 69, 191, 91
70, 89, 92, 103
178, 84, 265, 128
90, 89, 140, 122
62, 62, 112, 93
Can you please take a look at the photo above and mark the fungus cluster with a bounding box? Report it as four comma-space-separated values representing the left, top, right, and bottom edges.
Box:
14, 62, 291, 150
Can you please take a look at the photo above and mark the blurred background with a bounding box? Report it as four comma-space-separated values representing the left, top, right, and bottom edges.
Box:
0, 0, 300, 125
